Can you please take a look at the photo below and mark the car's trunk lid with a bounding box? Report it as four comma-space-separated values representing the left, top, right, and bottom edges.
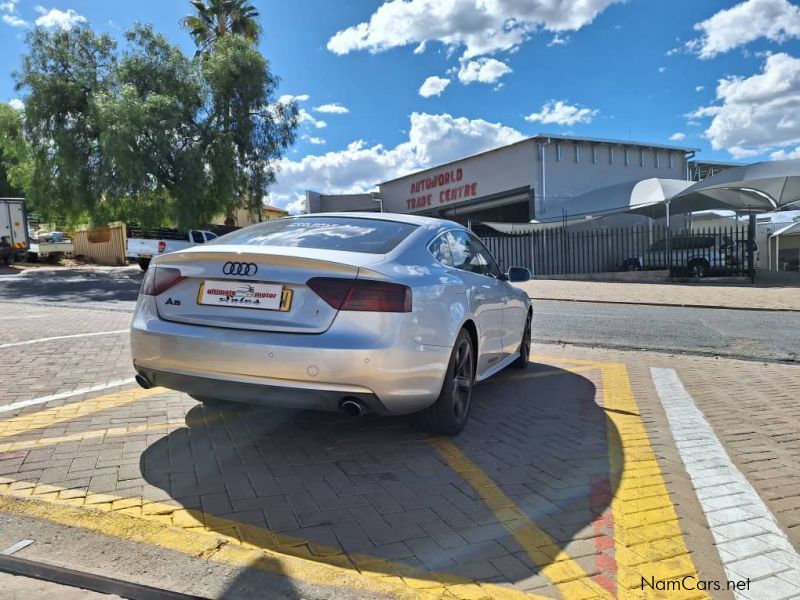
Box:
152, 246, 383, 333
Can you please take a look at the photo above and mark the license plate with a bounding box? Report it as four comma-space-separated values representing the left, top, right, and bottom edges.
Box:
197, 280, 292, 311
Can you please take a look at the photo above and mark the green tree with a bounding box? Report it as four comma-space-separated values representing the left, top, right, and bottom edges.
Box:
0, 103, 31, 198
182, 0, 261, 53
14, 20, 297, 229
14, 25, 116, 224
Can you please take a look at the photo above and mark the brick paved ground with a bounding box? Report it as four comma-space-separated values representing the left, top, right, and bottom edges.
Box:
0, 303, 132, 406
515, 280, 800, 311
2, 300, 800, 598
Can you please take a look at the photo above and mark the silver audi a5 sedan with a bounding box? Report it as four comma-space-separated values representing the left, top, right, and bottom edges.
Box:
131, 213, 532, 435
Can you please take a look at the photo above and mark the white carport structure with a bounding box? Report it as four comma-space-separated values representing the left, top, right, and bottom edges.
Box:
479, 177, 692, 234
769, 221, 800, 271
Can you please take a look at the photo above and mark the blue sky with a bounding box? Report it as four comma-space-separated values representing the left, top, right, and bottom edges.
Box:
3, 0, 800, 212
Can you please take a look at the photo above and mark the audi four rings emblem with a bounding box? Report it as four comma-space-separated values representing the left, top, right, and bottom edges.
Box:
222, 261, 258, 276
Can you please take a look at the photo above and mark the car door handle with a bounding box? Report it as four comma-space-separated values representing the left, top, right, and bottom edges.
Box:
474, 293, 486, 300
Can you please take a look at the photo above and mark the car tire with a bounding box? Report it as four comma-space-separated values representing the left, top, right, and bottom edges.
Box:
621, 258, 641, 272
511, 312, 531, 369
138, 257, 151, 271
688, 259, 708, 278
417, 328, 475, 436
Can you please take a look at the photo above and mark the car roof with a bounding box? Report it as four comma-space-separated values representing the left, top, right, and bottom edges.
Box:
292, 212, 458, 228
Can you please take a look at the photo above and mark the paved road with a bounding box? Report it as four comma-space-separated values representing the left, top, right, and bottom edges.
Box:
2, 266, 798, 361
531, 299, 800, 362
0, 265, 141, 311
3, 269, 800, 598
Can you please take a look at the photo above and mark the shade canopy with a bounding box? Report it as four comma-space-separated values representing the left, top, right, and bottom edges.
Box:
536, 177, 693, 223
770, 221, 800, 238
668, 158, 800, 214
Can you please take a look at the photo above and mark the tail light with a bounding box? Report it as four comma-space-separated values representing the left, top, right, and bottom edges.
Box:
140, 267, 184, 296
307, 278, 412, 312
157, 241, 166, 253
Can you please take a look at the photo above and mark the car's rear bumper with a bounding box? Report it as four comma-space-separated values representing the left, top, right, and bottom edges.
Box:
130, 296, 451, 415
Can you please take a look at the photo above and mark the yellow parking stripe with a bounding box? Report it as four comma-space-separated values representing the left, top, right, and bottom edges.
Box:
430, 438, 612, 600
595, 361, 709, 600
0, 484, 547, 600
0, 420, 187, 453
0, 387, 166, 440
0, 411, 235, 453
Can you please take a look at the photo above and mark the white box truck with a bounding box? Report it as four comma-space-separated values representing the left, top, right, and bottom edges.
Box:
0, 197, 29, 265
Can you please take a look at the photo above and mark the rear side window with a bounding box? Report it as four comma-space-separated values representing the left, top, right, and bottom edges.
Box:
429, 233, 454, 266
210, 217, 417, 254
445, 230, 501, 278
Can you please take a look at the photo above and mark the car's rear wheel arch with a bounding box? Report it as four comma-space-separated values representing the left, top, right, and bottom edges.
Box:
461, 319, 478, 362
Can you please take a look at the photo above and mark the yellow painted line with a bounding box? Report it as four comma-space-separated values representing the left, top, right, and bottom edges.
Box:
594, 361, 709, 600
0, 410, 234, 453
0, 483, 546, 600
430, 437, 612, 600
0, 420, 187, 453
0, 387, 167, 441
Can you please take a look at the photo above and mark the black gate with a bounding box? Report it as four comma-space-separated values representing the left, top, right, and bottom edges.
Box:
479, 224, 753, 277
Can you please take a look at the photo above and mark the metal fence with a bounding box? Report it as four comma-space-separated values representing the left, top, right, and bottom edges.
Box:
479, 224, 754, 277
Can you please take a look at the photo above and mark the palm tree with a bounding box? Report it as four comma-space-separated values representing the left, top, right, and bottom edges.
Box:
182, 0, 261, 53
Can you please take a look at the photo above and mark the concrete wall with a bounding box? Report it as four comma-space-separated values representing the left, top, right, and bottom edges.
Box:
535, 140, 688, 220
378, 137, 690, 223
306, 136, 693, 225
379, 140, 537, 215
306, 191, 379, 214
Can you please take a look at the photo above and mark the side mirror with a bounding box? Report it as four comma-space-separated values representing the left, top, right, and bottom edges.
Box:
507, 266, 531, 282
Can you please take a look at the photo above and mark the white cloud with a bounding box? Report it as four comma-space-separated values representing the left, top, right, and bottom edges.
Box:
690, 53, 800, 158
669, 132, 686, 141
34, 6, 86, 30
419, 75, 450, 97
268, 112, 524, 210
687, 0, 800, 59
327, 0, 623, 59
524, 100, 598, 126
313, 103, 349, 114
695, 85, 705, 92
298, 109, 326, 129
457, 58, 512, 84
278, 93, 310, 105
2, 13, 25, 26
548, 34, 569, 46
770, 147, 800, 159
301, 135, 326, 145
1, 0, 27, 27
278, 95, 328, 129
658, 66, 667, 73
7, 98, 23, 110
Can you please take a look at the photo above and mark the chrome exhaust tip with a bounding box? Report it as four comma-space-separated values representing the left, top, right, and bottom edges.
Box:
339, 398, 365, 418
135, 373, 153, 390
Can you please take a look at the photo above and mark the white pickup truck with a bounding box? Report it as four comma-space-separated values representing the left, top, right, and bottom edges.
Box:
127, 228, 219, 270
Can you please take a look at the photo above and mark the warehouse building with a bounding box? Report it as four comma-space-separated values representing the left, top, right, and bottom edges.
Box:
306, 134, 698, 224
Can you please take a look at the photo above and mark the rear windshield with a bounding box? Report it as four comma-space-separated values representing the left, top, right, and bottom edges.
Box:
209, 217, 417, 254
